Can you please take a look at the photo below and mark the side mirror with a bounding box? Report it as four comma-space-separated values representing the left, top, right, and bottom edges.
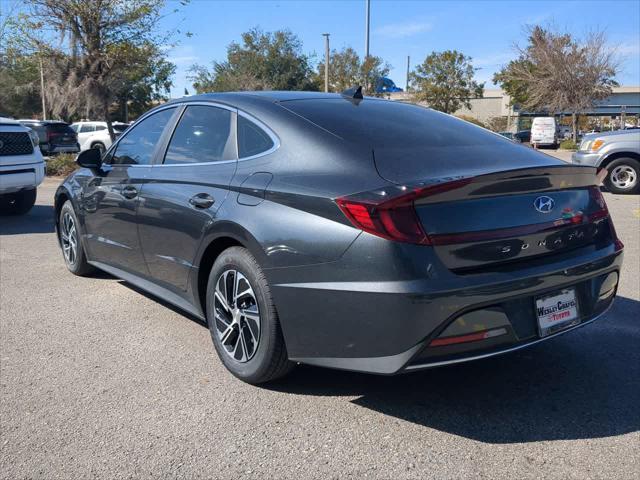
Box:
76, 148, 102, 169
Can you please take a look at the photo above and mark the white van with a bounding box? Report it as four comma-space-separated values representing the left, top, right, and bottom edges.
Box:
531, 117, 558, 148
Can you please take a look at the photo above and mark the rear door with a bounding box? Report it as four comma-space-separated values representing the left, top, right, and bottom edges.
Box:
137, 103, 238, 292
81, 107, 178, 276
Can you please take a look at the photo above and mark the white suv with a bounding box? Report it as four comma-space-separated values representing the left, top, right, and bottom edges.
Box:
0, 117, 45, 215
70, 121, 129, 153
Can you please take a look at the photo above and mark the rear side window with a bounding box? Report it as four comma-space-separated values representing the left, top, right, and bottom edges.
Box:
95, 125, 107, 131
80, 125, 95, 133
164, 106, 236, 165
48, 124, 75, 134
111, 108, 175, 165
238, 115, 274, 158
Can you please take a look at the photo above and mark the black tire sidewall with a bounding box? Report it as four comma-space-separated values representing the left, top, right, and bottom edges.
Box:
1, 189, 36, 215
605, 158, 640, 194
206, 247, 279, 383
59, 200, 89, 274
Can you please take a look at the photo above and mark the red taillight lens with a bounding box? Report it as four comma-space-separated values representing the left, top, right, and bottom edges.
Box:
336, 178, 471, 244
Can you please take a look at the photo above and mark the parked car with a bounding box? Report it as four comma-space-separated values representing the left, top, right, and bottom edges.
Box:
498, 131, 515, 141
573, 129, 640, 194
374, 77, 403, 94
54, 91, 623, 384
1, 116, 45, 214
514, 129, 531, 143
18, 120, 80, 155
70, 121, 130, 153
531, 117, 558, 148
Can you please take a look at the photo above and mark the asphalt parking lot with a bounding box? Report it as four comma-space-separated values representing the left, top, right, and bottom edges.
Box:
1, 177, 639, 479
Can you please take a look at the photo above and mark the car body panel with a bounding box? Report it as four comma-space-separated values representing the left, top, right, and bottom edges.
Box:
573, 130, 640, 167
0, 118, 45, 194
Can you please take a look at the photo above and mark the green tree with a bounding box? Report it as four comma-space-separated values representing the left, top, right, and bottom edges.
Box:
492, 58, 534, 107
112, 42, 176, 122
0, 49, 41, 118
14, 0, 177, 139
410, 50, 483, 113
189, 28, 317, 93
315, 46, 390, 94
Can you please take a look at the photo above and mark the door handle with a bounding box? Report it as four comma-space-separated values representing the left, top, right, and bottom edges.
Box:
189, 193, 215, 209
121, 185, 138, 199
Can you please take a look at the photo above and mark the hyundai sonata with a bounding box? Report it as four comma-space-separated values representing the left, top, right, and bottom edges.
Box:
55, 89, 623, 383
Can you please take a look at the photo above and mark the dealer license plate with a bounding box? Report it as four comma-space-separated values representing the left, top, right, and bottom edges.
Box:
535, 288, 580, 337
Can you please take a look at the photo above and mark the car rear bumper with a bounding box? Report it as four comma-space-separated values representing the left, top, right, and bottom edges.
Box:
42, 144, 80, 154
267, 234, 623, 375
0, 159, 45, 194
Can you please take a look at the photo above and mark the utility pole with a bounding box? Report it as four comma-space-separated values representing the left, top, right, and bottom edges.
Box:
406, 55, 410, 92
39, 54, 47, 120
322, 33, 330, 93
364, 0, 370, 59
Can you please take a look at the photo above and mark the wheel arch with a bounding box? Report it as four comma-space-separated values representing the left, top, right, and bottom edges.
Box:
53, 187, 72, 246
600, 151, 640, 169
192, 222, 268, 319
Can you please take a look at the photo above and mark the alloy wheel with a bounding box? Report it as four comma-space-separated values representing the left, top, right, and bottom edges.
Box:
60, 212, 78, 265
213, 269, 261, 363
610, 165, 637, 190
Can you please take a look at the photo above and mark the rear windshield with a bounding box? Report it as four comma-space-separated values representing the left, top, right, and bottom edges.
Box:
48, 123, 75, 133
280, 99, 505, 148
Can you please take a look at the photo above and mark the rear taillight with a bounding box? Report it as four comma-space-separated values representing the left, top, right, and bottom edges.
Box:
589, 186, 624, 251
335, 178, 471, 244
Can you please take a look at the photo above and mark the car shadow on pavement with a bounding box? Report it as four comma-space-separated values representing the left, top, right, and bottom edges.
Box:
0, 205, 55, 235
268, 295, 640, 444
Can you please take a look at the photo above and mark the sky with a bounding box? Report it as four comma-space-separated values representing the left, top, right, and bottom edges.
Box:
162, 0, 640, 97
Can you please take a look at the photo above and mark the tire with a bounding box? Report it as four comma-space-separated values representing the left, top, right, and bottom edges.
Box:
206, 247, 294, 384
0, 189, 36, 215
58, 200, 95, 276
91, 142, 106, 155
604, 158, 640, 194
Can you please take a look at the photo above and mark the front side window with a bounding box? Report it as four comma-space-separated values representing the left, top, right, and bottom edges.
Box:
238, 115, 274, 158
111, 108, 175, 165
164, 105, 236, 165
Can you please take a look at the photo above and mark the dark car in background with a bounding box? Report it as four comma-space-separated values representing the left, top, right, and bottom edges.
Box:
18, 120, 80, 155
54, 91, 623, 384
514, 129, 531, 143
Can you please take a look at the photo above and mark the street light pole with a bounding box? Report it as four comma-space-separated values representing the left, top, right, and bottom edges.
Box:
364, 0, 370, 59
406, 55, 410, 92
322, 33, 330, 93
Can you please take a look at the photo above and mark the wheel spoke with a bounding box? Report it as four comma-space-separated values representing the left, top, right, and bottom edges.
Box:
213, 268, 261, 364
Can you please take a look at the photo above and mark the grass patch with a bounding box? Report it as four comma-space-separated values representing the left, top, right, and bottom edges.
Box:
46, 153, 78, 177
559, 139, 578, 150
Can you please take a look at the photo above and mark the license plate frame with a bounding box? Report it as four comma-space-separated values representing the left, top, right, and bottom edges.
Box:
535, 288, 580, 337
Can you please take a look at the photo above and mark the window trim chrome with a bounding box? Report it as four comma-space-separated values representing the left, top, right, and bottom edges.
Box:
103, 100, 281, 168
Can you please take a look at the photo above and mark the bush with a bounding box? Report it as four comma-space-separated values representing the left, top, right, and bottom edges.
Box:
559, 139, 578, 150
46, 153, 78, 177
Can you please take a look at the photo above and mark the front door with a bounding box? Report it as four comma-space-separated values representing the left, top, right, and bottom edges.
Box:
137, 104, 238, 292
81, 107, 178, 276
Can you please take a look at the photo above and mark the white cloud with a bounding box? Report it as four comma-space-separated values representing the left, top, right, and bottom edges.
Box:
166, 45, 199, 66
374, 21, 432, 39
473, 52, 514, 67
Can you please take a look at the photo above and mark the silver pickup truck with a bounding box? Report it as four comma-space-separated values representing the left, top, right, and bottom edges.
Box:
572, 129, 640, 194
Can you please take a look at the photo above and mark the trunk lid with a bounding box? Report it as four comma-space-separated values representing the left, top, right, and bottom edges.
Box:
409, 165, 614, 272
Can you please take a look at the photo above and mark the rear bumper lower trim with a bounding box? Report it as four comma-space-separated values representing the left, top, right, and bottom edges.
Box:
403, 301, 612, 371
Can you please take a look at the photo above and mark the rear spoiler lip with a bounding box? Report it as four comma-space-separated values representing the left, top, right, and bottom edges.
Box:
414, 165, 598, 205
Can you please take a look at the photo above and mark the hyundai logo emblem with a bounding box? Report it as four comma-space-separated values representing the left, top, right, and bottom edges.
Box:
534, 195, 555, 213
